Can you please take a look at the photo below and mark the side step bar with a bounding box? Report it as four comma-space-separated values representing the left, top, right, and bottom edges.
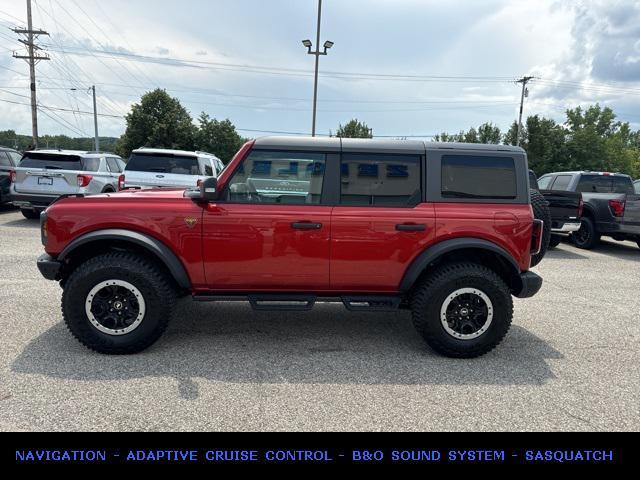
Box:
192, 293, 402, 312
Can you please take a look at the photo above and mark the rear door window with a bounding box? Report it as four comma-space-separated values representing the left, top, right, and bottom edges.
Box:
340, 153, 421, 206
19, 153, 82, 170
126, 153, 200, 175
441, 155, 516, 199
550, 175, 572, 191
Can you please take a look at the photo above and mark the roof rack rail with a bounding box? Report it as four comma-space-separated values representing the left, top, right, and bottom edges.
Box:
195, 151, 219, 157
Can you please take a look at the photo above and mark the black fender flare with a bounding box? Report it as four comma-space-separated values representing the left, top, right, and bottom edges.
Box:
58, 229, 191, 289
399, 237, 521, 292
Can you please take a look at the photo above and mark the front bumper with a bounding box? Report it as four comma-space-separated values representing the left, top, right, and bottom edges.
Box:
37, 254, 62, 281
11, 192, 59, 209
514, 271, 543, 299
551, 221, 581, 234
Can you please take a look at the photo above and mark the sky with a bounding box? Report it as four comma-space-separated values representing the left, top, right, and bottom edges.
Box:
0, 0, 639, 141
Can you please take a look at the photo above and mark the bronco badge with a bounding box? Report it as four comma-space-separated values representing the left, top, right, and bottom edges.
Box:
184, 217, 198, 228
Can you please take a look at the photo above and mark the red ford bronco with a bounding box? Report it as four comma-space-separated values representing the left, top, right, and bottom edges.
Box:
37, 137, 546, 358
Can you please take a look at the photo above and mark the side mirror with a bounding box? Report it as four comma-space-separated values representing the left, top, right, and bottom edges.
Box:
185, 177, 219, 202
200, 177, 219, 202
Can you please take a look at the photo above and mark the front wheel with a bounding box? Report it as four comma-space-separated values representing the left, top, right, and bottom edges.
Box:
572, 217, 600, 249
62, 252, 176, 354
411, 262, 513, 358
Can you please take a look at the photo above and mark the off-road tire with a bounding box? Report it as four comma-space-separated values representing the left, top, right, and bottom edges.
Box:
62, 252, 176, 354
548, 235, 562, 249
411, 262, 513, 358
572, 216, 600, 250
530, 189, 551, 267
21, 208, 40, 219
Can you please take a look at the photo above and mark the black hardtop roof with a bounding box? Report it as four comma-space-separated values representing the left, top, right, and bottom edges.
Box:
253, 136, 525, 154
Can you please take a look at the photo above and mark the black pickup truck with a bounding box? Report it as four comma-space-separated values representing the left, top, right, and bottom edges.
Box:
537, 171, 640, 250
529, 171, 582, 249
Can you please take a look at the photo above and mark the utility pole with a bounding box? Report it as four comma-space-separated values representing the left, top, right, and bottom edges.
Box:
515, 76, 534, 147
302, 0, 334, 137
91, 85, 99, 152
13, 0, 49, 149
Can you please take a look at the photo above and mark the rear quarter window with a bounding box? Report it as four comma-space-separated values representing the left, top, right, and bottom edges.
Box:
126, 153, 200, 175
441, 155, 516, 199
550, 175, 572, 191
537, 175, 553, 189
83, 158, 101, 172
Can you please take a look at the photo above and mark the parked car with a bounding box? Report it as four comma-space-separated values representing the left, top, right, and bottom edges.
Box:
9, 150, 125, 219
121, 148, 223, 190
0, 146, 22, 206
634, 179, 640, 194
529, 170, 582, 248
537, 171, 640, 249
37, 137, 545, 358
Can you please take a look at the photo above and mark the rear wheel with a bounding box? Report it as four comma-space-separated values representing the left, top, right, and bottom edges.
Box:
572, 217, 600, 249
411, 262, 513, 358
20, 208, 40, 219
530, 189, 551, 267
548, 235, 562, 249
62, 252, 176, 354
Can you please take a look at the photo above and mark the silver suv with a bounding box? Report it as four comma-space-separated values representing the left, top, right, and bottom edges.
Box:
10, 150, 125, 219
122, 148, 223, 190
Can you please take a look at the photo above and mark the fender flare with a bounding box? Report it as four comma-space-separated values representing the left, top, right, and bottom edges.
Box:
399, 237, 521, 292
58, 229, 191, 289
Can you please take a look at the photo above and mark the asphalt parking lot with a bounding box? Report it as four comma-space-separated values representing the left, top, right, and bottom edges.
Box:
0, 205, 638, 432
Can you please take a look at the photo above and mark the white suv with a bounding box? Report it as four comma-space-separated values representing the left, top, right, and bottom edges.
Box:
10, 150, 125, 219
122, 148, 223, 190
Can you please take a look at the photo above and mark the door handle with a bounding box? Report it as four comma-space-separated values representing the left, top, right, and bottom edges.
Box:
396, 223, 427, 232
291, 222, 322, 230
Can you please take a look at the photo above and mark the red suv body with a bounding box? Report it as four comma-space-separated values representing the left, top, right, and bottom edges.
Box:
37, 137, 543, 358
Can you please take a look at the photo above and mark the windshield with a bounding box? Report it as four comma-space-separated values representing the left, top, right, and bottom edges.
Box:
19, 152, 83, 170
126, 153, 201, 175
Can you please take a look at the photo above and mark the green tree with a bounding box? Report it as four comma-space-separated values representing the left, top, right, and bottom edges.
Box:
477, 122, 501, 144
116, 89, 196, 157
336, 119, 372, 138
564, 104, 617, 171
196, 113, 245, 164
523, 115, 568, 175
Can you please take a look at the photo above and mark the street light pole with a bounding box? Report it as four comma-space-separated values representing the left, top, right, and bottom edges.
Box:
71, 85, 100, 151
91, 85, 99, 152
302, 0, 333, 137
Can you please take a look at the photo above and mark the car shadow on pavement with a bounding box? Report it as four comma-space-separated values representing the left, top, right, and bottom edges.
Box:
545, 246, 588, 260
1, 218, 40, 228
12, 301, 562, 399
594, 239, 640, 262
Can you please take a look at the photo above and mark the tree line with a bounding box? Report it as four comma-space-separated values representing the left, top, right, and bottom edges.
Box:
2, 89, 639, 178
